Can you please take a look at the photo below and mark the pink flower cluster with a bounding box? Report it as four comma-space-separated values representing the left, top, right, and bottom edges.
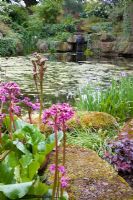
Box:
22, 97, 40, 111
49, 164, 69, 188
0, 82, 21, 102
42, 103, 74, 129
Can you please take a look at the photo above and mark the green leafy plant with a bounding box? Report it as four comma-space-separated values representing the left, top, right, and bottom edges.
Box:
76, 75, 133, 121
0, 117, 61, 199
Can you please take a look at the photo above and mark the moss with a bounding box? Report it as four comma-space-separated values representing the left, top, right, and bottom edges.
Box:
68, 111, 118, 130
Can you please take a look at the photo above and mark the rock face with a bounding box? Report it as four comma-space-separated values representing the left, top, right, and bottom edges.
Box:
56, 42, 72, 52
87, 32, 133, 57
119, 119, 133, 139
36, 39, 49, 53
68, 111, 118, 129
65, 146, 133, 200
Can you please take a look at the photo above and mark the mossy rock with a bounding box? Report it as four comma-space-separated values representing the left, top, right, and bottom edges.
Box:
68, 111, 118, 129
64, 146, 133, 200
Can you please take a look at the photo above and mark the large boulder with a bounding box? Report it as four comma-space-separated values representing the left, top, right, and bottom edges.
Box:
124, 42, 133, 55
100, 32, 116, 42
100, 41, 116, 53
68, 111, 118, 129
56, 42, 72, 52
36, 39, 49, 53
64, 146, 133, 200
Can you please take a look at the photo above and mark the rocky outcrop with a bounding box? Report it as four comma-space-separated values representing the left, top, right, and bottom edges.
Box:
87, 32, 133, 57
65, 147, 133, 200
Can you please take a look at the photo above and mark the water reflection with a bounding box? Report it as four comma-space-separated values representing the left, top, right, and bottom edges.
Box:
0, 56, 133, 106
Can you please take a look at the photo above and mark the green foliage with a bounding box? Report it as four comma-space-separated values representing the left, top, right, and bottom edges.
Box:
76, 76, 133, 121
8, 5, 29, 26
0, 37, 17, 56
32, 0, 63, 23
85, 1, 112, 19
67, 127, 117, 157
0, 117, 63, 199
90, 22, 113, 32
63, 0, 84, 15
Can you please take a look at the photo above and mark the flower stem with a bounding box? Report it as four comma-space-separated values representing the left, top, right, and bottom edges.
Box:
52, 119, 58, 200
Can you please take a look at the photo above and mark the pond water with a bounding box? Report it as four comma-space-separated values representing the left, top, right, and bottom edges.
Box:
0, 56, 133, 106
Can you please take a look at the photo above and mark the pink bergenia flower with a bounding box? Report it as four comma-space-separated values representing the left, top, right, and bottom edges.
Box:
58, 165, 66, 174
22, 97, 40, 111
49, 164, 56, 173
49, 164, 66, 175
60, 176, 69, 188
42, 103, 74, 130
12, 105, 21, 116
0, 82, 21, 102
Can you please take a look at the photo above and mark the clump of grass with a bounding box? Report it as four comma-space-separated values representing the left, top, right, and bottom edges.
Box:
67, 127, 117, 157
75, 75, 133, 121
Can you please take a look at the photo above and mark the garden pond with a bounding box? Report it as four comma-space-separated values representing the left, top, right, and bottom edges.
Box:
0, 56, 133, 106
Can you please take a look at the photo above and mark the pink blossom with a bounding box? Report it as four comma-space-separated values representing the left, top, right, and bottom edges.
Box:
22, 97, 40, 111
49, 164, 56, 173
49, 164, 66, 175
58, 165, 66, 174
0, 82, 21, 102
60, 176, 69, 188
42, 103, 74, 130
12, 105, 21, 116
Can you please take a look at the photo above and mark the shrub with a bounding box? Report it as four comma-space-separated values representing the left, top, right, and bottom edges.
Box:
105, 137, 133, 173
76, 75, 133, 121
32, 0, 62, 24
0, 37, 17, 56
8, 5, 29, 26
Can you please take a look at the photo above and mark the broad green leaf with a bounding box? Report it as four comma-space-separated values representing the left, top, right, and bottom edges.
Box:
28, 180, 49, 196
13, 140, 29, 154
14, 165, 21, 182
0, 182, 33, 199
28, 161, 40, 179
38, 142, 46, 152
0, 162, 14, 184
19, 153, 33, 168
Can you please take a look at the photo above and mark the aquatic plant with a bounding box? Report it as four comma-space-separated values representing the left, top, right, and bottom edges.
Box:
76, 75, 133, 121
